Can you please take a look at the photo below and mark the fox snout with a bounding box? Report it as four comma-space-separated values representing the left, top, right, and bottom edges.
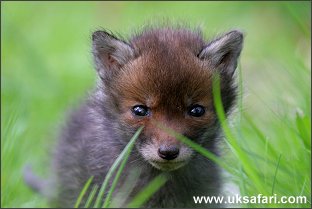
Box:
158, 144, 179, 160
138, 129, 193, 171
154, 130, 182, 161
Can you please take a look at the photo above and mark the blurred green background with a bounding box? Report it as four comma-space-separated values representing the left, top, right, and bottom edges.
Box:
1, 1, 311, 208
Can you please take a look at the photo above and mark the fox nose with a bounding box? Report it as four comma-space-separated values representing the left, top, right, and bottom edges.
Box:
158, 145, 179, 160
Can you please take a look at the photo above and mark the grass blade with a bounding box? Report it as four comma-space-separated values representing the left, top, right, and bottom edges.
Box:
127, 174, 168, 208
237, 61, 243, 122
102, 130, 139, 207
110, 168, 142, 208
74, 176, 94, 208
84, 184, 99, 208
212, 73, 268, 194
93, 126, 143, 208
243, 113, 278, 159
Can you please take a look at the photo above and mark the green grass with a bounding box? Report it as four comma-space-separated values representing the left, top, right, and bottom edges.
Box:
75, 176, 94, 208
1, 1, 311, 208
126, 174, 168, 208
97, 127, 143, 208
73, 127, 145, 208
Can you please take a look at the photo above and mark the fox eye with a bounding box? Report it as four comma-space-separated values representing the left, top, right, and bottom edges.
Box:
188, 105, 205, 117
132, 105, 150, 117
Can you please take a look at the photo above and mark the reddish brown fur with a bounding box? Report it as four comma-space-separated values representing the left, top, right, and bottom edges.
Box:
113, 28, 216, 144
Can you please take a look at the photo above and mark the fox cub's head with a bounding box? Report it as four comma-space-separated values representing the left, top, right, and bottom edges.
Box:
92, 27, 243, 171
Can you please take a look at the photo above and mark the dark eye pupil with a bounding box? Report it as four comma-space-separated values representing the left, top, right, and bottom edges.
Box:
132, 105, 149, 116
188, 105, 205, 117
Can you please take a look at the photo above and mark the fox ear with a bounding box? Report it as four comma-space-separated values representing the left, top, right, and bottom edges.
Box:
92, 30, 134, 80
199, 30, 243, 76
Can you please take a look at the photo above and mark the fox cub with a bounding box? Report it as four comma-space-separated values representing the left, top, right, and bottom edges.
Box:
25, 26, 243, 207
